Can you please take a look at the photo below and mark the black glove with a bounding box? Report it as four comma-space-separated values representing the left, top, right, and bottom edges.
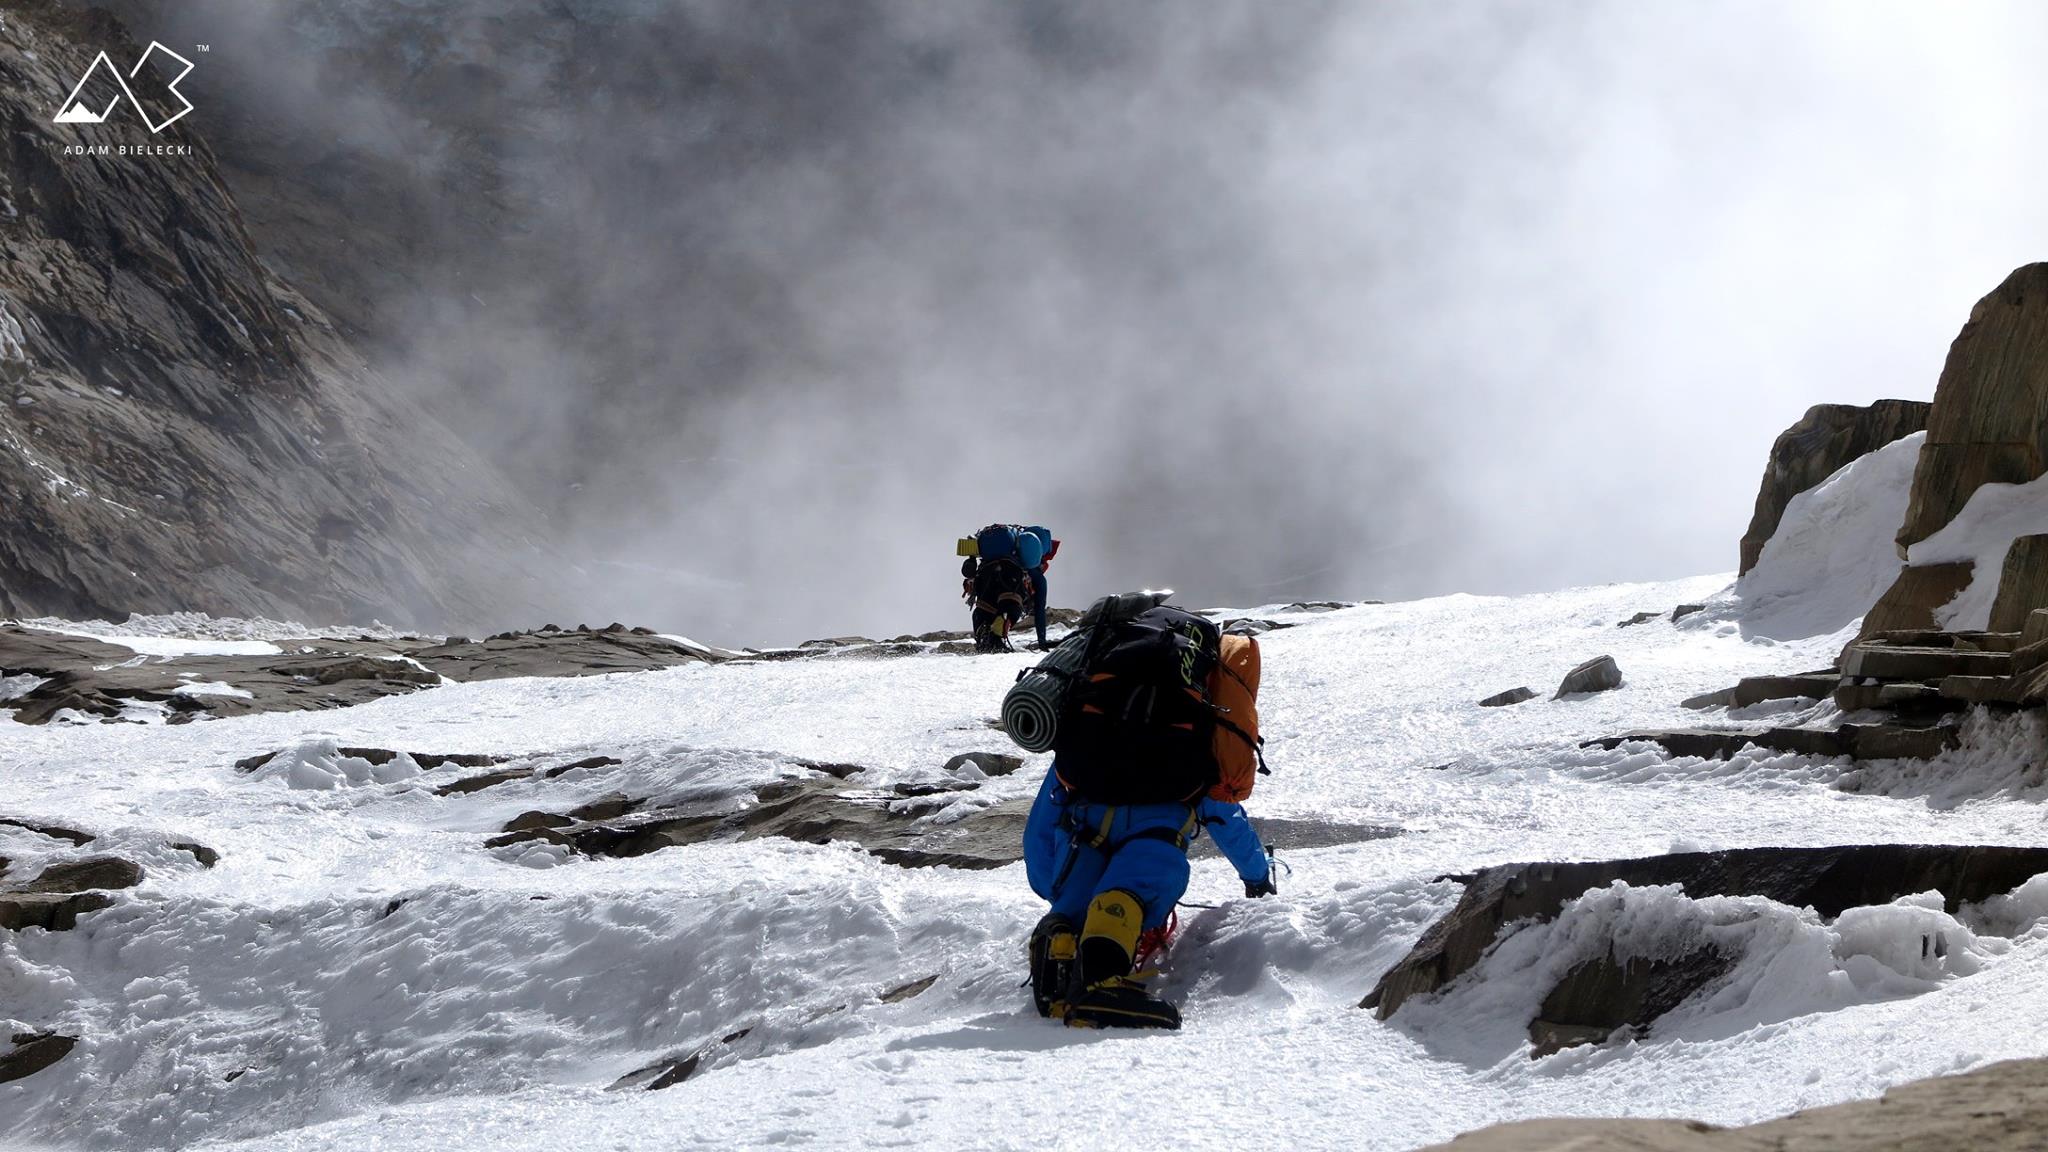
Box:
1244, 875, 1278, 898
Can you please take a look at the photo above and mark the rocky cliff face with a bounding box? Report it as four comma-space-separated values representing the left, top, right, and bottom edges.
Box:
0, 3, 544, 627
1738, 400, 1929, 575
1895, 262, 2048, 553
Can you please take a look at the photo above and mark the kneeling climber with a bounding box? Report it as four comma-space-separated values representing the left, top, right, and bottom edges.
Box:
1020, 601, 1275, 1029
958, 523, 1057, 653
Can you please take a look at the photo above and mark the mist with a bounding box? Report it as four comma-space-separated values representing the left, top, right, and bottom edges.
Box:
99, 0, 2048, 645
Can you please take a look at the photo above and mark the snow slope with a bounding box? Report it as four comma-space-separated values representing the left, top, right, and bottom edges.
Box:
7, 575, 2048, 1151
1724, 431, 1919, 641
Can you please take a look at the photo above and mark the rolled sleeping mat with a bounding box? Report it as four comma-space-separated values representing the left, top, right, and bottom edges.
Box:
1002, 631, 1092, 752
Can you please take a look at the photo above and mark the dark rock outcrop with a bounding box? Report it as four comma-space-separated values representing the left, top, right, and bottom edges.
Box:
1366, 845, 2048, 1026
1554, 656, 1623, 698
1582, 724, 1957, 763
1856, 562, 1976, 641
3, 624, 719, 724
1478, 687, 1537, 708
1530, 946, 1733, 1057
1896, 264, 2048, 555
942, 752, 1023, 777
0, 817, 92, 845
0, 1033, 77, 1084
19, 855, 142, 894
0, 891, 112, 931
235, 748, 500, 773
0, 3, 548, 628
1989, 534, 2048, 633
1739, 401, 1931, 575
1421, 1056, 2048, 1152
481, 758, 1397, 872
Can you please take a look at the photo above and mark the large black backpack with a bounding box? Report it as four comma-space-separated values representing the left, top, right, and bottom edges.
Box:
1052, 605, 1224, 805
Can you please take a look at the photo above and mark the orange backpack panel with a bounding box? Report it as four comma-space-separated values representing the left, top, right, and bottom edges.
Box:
1207, 632, 1262, 802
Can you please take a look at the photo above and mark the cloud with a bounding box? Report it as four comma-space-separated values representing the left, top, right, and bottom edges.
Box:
101, 0, 2048, 644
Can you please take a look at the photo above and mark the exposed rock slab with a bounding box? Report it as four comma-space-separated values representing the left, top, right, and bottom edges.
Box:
1739, 400, 1931, 575
1531, 945, 1733, 1056
0, 1033, 78, 1084
19, 855, 142, 894
1478, 687, 1537, 708
1840, 642, 2009, 680
1366, 845, 2048, 1022
482, 765, 1397, 873
0, 891, 113, 932
3, 625, 718, 725
1421, 1056, 2048, 1152
1990, 533, 2048, 633
1896, 263, 2048, 554
0, 817, 93, 845
1582, 724, 1957, 762
1856, 562, 1977, 641
1727, 673, 1840, 706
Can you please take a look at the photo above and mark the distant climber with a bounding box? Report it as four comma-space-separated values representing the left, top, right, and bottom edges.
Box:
1018, 597, 1274, 1029
957, 524, 1059, 653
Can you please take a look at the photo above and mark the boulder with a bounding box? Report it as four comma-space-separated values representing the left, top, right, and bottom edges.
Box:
1856, 562, 1977, 641
20, 855, 143, 894
943, 752, 1024, 777
1365, 845, 2048, 1023
503, 811, 573, 833
1739, 400, 1932, 574
1896, 264, 2048, 555
1479, 687, 1538, 708
168, 841, 220, 868
0, 891, 113, 931
567, 792, 638, 822
1554, 656, 1623, 698
1617, 611, 1659, 628
0, 1033, 77, 1084
1990, 534, 2048, 633
1670, 603, 1707, 622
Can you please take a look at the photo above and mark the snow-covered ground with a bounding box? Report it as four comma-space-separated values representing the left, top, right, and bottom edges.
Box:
7, 574, 2048, 1151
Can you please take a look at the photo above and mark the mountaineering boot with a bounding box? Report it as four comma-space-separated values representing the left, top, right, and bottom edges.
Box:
1028, 912, 1079, 1019
1064, 975, 1182, 1030
1062, 889, 1181, 1029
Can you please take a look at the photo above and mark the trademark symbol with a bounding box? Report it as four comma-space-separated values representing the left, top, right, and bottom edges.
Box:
195, 44, 210, 53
